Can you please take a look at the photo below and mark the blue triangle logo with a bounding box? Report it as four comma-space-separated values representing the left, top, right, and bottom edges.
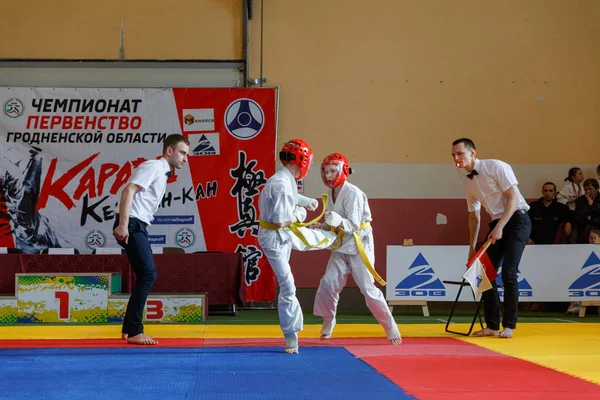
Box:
395, 253, 445, 290
408, 253, 429, 269
569, 252, 600, 290
582, 252, 600, 269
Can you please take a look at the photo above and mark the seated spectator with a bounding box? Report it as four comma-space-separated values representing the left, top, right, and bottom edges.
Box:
527, 182, 571, 245
557, 167, 584, 211
574, 179, 600, 244
567, 228, 600, 315
557, 167, 584, 243
590, 228, 600, 244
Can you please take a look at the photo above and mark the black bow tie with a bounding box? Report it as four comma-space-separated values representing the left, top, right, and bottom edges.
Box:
466, 169, 478, 180
166, 171, 172, 178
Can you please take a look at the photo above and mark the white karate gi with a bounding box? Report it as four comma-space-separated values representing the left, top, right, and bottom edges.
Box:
258, 168, 335, 336
557, 181, 584, 211
313, 181, 400, 340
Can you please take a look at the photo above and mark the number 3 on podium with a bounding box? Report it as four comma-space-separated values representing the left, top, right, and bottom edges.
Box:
146, 300, 164, 320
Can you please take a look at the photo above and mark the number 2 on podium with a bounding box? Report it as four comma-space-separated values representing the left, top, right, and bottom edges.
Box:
55, 291, 70, 320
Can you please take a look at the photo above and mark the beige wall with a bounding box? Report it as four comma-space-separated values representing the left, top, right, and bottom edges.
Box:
1, 0, 598, 163
0, 0, 241, 60
248, 0, 600, 164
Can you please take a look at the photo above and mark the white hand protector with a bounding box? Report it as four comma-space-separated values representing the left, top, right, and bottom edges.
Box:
308, 198, 319, 210
293, 206, 307, 223
297, 194, 313, 208
325, 211, 342, 228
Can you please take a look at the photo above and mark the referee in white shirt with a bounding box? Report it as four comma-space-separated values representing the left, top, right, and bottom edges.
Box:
451, 138, 531, 339
113, 134, 189, 345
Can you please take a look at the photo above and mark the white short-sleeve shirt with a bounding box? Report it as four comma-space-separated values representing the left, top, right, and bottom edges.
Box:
127, 157, 171, 225
465, 158, 529, 220
556, 182, 583, 211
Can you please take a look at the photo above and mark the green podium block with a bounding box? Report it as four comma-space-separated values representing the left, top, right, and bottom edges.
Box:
0, 297, 17, 324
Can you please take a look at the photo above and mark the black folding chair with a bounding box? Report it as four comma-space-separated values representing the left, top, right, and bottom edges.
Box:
444, 278, 503, 336
444, 239, 502, 336
443, 279, 484, 336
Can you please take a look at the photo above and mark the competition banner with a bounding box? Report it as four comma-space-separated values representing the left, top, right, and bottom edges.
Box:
0, 88, 277, 301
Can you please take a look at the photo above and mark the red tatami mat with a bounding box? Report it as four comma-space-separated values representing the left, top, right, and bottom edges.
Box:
345, 337, 502, 358
361, 351, 600, 400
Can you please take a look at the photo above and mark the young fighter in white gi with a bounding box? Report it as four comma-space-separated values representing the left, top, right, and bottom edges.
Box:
258, 139, 336, 354
311, 153, 401, 345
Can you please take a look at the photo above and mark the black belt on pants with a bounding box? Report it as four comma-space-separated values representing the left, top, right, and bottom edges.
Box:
492, 208, 527, 223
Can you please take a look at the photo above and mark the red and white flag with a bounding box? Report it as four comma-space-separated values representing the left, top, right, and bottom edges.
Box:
463, 242, 497, 298
463, 257, 493, 299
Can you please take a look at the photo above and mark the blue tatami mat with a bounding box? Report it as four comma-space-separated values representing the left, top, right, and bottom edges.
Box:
0, 347, 415, 400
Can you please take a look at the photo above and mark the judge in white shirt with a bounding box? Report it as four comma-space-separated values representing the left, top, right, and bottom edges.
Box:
113, 134, 189, 345
452, 138, 531, 339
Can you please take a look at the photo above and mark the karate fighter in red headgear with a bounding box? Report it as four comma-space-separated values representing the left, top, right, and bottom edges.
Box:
258, 139, 337, 354
311, 153, 401, 345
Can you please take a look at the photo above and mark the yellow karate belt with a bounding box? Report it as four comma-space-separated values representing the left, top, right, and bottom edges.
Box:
329, 221, 386, 287
259, 194, 330, 249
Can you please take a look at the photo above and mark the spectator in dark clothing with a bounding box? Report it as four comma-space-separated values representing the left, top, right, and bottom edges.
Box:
527, 182, 571, 245
574, 179, 600, 244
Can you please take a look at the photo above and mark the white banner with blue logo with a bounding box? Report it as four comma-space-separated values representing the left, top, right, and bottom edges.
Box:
386, 245, 600, 302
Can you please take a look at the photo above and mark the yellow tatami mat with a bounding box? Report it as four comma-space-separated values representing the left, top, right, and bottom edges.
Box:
458, 323, 600, 385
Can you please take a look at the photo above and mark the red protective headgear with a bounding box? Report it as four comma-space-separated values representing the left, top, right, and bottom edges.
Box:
279, 139, 314, 180
321, 153, 352, 189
